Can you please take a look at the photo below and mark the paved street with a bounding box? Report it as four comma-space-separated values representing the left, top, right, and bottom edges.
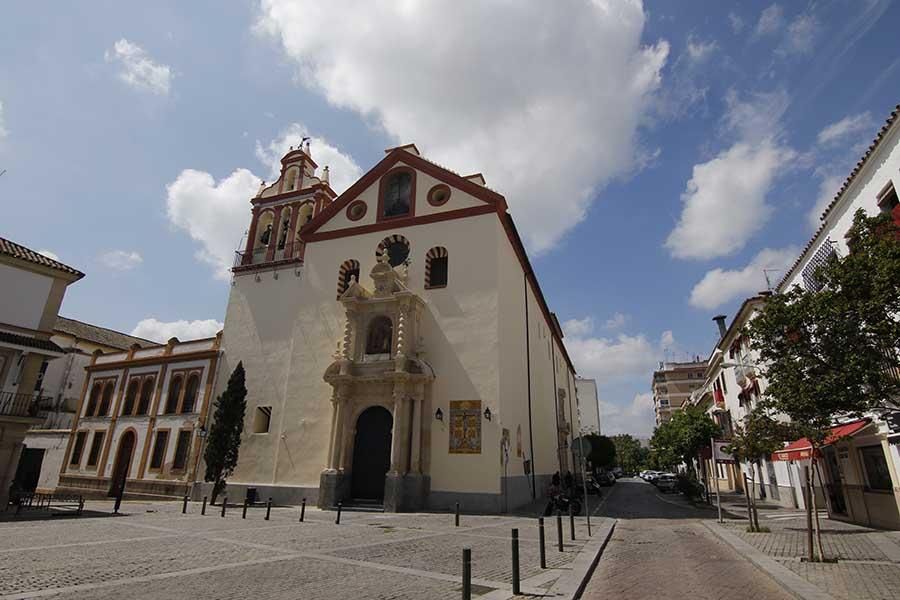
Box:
582, 477, 793, 600
0, 498, 606, 599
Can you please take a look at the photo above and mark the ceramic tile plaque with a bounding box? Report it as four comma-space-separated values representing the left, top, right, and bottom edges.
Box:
449, 400, 481, 454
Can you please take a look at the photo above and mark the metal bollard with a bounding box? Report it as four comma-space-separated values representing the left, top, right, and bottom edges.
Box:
182, 495, 189, 514
78, 496, 84, 516
569, 503, 575, 541
511, 528, 520, 595
299, 498, 306, 522
242, 499, 249, 519
335, 501, 342, 524
265, 498, 272, 521
538, 517, 546, 569
462, 547, 472, 600
556, 512, 564, 552
455, 501, 460, 527
201, 496, 207, 515
221, 497, 227, 518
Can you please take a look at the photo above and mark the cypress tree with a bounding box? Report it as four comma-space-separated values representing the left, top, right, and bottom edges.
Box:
204, 362, 247, 504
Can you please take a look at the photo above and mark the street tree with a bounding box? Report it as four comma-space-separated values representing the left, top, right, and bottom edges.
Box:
204, 362, 248, 504
611, 434, 647, 474
748, 210, 900, 559
584, 434, 616, 470
651, 406, 720, 477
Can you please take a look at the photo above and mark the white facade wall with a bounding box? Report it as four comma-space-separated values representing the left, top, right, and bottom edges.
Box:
0, 263, 53, 331
575, 378, 601, 436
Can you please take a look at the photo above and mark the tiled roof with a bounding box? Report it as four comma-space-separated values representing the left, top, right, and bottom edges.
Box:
0, 237, 84, 279
778, 104, 900, 290
0, 330, 64, 354
55, 316, 155, 351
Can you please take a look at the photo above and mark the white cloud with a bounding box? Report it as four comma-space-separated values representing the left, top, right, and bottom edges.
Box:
166, 168, 261, 280
166, 124, 359, 280
0, 100, 7, 140
132, 318, 223, 343
779, 14, 819, 56
689, 246, 799, 309
99, 249, 143, 271
601, 393, 655, 436
721, 88, 790, 144
660, 330, 675, 347
562, 317, 595, 338
255, 0, 669, 253
686, 35, 716, 62
729, 13, 745, 33
105, 39, 172, 95
254, 123, 362, 193
36, 249, 59, 261
666, 141, 792, 260
604, 312, 629, 330
755, 4, 784, 36
808, 174, 843, 229
817, 112, 874, 146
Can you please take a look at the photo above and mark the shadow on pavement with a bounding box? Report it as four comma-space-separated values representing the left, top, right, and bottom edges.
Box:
597, 478, 746, 521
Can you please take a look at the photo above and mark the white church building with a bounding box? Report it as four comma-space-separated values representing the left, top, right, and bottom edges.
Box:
214, 143, 579, 512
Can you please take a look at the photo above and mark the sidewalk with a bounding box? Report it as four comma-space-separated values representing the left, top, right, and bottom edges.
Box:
703, 501, 900, 600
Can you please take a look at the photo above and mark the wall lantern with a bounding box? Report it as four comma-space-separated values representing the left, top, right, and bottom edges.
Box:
483, 407, 492, 421
434, 408, 443, 421
197, 426, 208, 439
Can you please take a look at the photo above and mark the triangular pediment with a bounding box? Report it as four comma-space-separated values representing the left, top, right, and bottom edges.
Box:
301, 148, 507, 240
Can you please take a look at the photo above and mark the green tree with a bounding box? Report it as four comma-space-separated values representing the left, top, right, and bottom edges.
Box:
611, 434, 647, 474
650, 405, 720, 476
204, 362, 248, 504
748, 210, 900, 559
584, 434, 616, 470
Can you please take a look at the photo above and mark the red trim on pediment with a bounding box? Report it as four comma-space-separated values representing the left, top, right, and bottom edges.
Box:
303, 205, 496, 243
252, 183, 336, 207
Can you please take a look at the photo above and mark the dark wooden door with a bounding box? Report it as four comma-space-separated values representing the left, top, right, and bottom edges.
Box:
351, 407, 393, 500
109, 431, 135, 497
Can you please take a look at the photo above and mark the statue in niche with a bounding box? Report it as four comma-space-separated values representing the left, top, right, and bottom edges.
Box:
259, 223, 272, 246
277, 217, 290, 249
365, 316, 393, 355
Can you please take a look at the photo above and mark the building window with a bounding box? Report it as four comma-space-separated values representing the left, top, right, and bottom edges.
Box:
346, 200, 367, 221
427, 184, 451, 207
165, 376, 183, 414
859, 445, 892, 491
380, 169, 414, 218
122, 379, 140, 416
425, 247, 448, 288
336, 259, 361, 299
253, 407, 272, 434
70, 431, 87, 466
137, 377, 154, 415
365, 316, 393, 355
85, 383, 101, 416
172, 430, 192, 470
182, 373, 200, 414
877, 181, 898, 214
33, 360, 48, 391
86, 431, 105, 467
98, 382, 115, 416
801, 240, 838, 292
377, 234, 410, 267
150, 430, 169, 470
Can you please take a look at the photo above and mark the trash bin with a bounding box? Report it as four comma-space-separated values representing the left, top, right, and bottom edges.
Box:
246, 488, 258, 504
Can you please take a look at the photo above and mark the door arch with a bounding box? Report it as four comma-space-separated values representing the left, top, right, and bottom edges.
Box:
350, 406, 393, 500
108, 430, 136, 497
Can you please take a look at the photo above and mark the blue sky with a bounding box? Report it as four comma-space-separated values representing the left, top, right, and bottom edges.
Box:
1, 1, 897, 437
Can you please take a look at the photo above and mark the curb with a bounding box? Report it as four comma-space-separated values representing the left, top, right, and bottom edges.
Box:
545, 518, 617, 599
702, 521, 836, 600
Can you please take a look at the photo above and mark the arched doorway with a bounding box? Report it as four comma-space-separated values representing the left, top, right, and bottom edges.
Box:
108, 431, 136, 497
350, 406, 393, 500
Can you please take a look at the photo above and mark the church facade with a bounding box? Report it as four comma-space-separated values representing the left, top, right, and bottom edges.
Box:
216, 143, 578, 512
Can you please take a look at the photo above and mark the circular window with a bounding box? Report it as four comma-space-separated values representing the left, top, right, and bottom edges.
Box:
346, 200, 367, 221
427, 184, 451, 206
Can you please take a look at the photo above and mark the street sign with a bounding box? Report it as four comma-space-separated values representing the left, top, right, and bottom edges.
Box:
712, 439, 736, 463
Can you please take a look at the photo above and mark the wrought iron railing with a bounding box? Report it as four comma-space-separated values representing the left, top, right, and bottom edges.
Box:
0, 392, 44, 417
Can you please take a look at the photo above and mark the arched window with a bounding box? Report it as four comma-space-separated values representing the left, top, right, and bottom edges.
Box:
276, 211, 291, 250
425, 246, 449, 288
380, 169, 414, 218
122, 379, 140, 416
86, 383, 102, 416
165, 375, 183, 414
376, 234, 410, 268
365, 316, 393, 355
336, 259, 361, 299
98, 382, 115, 416
255, 210, 275, 249
137, 377, 154, 415
283, 167, 299, 192
298, 203, 314, 226
182, 373, 201, 414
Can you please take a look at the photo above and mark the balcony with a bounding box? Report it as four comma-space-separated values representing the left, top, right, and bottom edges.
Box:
0, 392, 46, 418
233, 243, 304, 274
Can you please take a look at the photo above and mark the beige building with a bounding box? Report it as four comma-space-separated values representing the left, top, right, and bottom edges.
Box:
214, 143, 579, 512
58, 335, 221, 499
652, 360, 706, 425
0, 238, 84, 507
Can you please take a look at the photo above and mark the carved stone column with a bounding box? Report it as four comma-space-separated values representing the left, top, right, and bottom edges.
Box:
389, 389, 405, 474
410, 396, 422, 474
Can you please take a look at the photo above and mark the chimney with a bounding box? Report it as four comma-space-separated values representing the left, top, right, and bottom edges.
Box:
713, 315, 727, 339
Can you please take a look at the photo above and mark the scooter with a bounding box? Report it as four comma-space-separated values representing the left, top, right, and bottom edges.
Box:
544, 492, 583, 516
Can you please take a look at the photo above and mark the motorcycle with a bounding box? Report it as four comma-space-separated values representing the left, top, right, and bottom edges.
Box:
543, 492, 583, 516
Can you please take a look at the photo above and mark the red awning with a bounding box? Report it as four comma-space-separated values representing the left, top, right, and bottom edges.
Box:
771, 419, 871, 462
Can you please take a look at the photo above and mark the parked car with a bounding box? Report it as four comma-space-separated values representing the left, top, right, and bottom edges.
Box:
644, 470, 662, 483
655, 473, 677, 493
